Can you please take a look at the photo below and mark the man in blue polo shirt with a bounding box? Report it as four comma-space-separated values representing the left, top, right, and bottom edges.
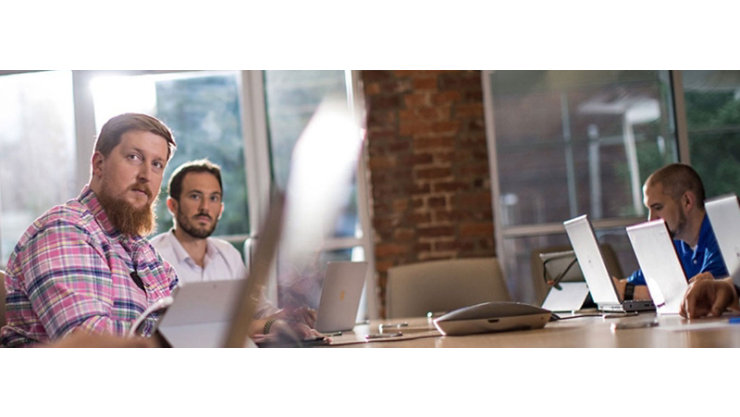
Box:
614, 163, 728, 302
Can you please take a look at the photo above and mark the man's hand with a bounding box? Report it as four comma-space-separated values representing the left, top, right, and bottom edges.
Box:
250, 306, 322, 344
680, 276, 739, 319
273, 306, 317, 328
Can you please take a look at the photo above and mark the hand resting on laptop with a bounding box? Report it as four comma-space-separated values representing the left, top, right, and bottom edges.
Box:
250, 306, 323, 345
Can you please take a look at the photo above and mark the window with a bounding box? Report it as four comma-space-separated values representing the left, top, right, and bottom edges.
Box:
682, 70, 740, 198
0, 71, 76, 264
263, 71, 370, 317
484, 70, 679, 302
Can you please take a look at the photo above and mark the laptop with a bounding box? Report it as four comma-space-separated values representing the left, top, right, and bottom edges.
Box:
314, 261, 369, 333
625, 219, 689, 315
705, 194, 740, 286
153, 279, 243, 348
563, 214, 655, 312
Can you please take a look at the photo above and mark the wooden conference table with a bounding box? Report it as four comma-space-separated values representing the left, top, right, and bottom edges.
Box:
325, 311, 740, 348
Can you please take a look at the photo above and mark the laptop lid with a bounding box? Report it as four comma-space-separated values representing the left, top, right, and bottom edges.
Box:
157, 279, 244, 348
563, 214, 623, 309
223, 191, 286, 347
625, 219, 688, 315
314, 261, 369, 332
705, 194, 740, 286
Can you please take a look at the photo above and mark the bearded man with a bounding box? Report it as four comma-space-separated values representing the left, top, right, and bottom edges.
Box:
613, 163, 728, 302
1, 113, 179, 347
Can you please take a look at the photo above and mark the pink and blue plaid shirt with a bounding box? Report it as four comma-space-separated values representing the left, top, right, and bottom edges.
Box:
1, 186, 178, 347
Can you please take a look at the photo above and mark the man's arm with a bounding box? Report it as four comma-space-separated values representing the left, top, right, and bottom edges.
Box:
612, 277, 652, 301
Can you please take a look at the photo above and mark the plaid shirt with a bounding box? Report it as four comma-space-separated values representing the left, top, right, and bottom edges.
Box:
1, 186, 178, 347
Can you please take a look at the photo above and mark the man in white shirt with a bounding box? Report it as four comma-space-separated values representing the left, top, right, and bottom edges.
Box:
150, 159, 318, 342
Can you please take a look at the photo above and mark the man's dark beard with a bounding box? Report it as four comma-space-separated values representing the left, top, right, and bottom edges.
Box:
669, 209, 688, 239
97, 190, 158, 237
176, 206, 218, 239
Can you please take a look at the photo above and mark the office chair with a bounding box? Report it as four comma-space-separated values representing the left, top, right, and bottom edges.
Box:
530, 244, 623, 305
385, 257, 511, 319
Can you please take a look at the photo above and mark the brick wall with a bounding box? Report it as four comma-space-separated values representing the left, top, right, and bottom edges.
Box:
361, 70, 495, 317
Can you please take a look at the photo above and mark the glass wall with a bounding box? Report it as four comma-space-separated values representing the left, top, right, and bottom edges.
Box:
0, 71, 77, 264
683, 70, 740, 198
263, 70, 367, 311
486, 70, 679, 302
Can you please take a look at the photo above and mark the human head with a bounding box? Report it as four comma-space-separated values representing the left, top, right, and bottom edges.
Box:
93, 113, 176, 163
166, 159, 224, 239
90, 113, 177, 237
643, 163, 705, 242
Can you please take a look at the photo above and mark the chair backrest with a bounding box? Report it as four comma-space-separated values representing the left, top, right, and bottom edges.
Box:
386, 257, 511, 319
530, 243, 623, 305
0, 270, 7, 328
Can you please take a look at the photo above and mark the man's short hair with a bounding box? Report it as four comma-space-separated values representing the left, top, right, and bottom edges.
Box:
94, 113, 177, 161
646, 163, 706, 209
167, 159, 223, 201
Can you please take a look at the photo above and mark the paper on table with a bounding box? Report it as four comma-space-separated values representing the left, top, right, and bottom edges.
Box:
542, 282, 590, 312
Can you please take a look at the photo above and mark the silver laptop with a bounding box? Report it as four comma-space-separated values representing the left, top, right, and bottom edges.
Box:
625, 219, 688, 315
563, 214, 655, 312
705, 194, 740, 286
155, 279, 243, 348
314, 261, 368, 333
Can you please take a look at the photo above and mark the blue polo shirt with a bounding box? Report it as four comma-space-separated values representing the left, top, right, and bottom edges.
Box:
627, 215, 728, 285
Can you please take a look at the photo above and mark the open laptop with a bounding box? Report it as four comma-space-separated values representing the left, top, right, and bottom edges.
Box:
625, 219, 689, 315
314, 261, 369, 333
705, 194, 740, 286
563, 214, 655, 312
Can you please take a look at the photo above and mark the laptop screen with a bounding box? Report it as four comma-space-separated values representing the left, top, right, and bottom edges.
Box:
563, 215, 621, 307
626, 219, 688, 314
706, 194, 740, 286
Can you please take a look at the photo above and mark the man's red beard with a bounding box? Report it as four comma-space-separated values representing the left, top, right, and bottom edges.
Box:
96, 186, 159, 237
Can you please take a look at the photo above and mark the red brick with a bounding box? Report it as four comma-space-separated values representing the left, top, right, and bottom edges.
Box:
404, 93, 431, 108
416, 167, 452, 180
418, 225, 454, 238
459, 222, 494, 237
367, 156, 396, 170
409, 212, 432, 224
365, 82, 381, 95
454, 103, 483, 118
393, 228, 415, 242
412, 153, 434, 165
427, 196, 447, 208
399, 120, 433, 136
432, 91, 461, 105
412, 76, 438, 91
434, 241, 459, 251
433, 181, 465, 193
375, 242, 410, 258
433, 121, 460, 135
413, 136, 454, 150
